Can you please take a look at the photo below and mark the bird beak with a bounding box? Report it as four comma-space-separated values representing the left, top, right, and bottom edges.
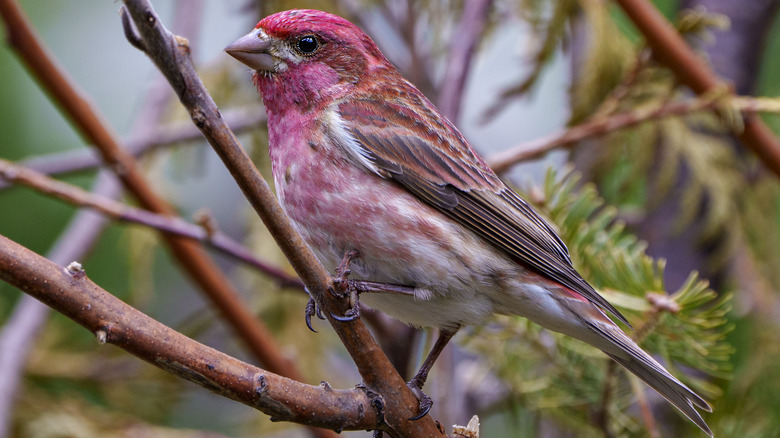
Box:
225, 29, 276, 72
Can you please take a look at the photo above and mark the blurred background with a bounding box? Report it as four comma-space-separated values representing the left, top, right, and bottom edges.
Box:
1, 0, 779, 436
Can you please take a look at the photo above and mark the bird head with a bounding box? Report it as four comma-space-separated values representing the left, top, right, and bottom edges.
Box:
225, 9, 391, 86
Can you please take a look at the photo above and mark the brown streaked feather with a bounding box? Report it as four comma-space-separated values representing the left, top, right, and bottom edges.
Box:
336, 95, 630, 326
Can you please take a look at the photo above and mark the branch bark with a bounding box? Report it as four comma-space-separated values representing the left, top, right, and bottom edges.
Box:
119, 1, 445, 435
0, 0, 298, 383
615, 0, 780, 177
487, 94, 780, 172
0, 159, 304, 290
0, 235, 378, 432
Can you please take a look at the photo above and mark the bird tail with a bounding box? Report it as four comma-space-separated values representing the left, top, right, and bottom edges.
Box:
588, 321, 713, 436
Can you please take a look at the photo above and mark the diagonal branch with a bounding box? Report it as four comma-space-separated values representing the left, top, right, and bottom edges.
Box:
615, 0, 780, 177
487, 94, 780, 173
0, 0, 296, 381
0, 158, 304, 290
119, 1, 446, 435
0, 235, 377, 432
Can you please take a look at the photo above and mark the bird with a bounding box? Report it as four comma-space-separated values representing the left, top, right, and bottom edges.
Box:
225, 9, 712, 435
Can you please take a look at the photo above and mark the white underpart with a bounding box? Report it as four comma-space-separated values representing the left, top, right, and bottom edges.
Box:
324, 108, 381, 175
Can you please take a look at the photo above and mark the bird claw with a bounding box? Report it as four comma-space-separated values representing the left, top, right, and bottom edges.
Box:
330, 303, 360, 322
304, 250, 363, 328
304, 288, 325, 333
407, 377, 433, 420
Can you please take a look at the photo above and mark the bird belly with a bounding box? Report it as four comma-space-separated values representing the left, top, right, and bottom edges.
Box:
271, 139, 517, 329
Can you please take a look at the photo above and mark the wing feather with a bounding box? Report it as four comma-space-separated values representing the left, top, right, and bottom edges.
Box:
333, 96, 629, 326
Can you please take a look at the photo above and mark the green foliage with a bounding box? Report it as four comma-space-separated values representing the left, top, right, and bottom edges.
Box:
564, 7, 757, 279
463, 170, 734, 437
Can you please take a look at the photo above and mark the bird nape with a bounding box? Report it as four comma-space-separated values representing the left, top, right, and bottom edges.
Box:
225, 8, 713, 436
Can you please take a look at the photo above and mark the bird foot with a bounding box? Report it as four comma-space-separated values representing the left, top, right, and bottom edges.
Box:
304, 288, 326, 333
329, 250, 362, 322
407, 376, 433, 421
331, 249, 359, 296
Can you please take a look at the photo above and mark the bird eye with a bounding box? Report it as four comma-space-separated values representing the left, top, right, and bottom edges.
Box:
296, 35, 319, 54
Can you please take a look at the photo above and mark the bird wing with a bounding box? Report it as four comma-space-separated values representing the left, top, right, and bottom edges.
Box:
331, 95, 630, 326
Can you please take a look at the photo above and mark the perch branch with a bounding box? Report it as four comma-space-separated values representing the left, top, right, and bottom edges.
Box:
0, 170, 120, 438
0, 235, 377, 432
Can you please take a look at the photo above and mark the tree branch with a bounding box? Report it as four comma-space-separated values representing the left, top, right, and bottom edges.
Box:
487, 94, 780, 173
615, 0, 780, 177
0, 107, 265, 192
119, 1, 445, 435
0, 235, 378, 432
0, 170, 120, 438
0, 159, 304, 290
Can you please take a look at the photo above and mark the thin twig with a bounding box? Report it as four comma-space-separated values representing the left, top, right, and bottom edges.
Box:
120, 1, 445, 435
0, 159, 304, 290
0, 0, 295, 380
487, 94, 780, 173
0, 235, 378, 432
597, 360, 617, 438
590, 49, 653, 120
616, 0, 780, 177
0, 107, 265, 192
377, 0, 437, 98
630, 374, 660, 438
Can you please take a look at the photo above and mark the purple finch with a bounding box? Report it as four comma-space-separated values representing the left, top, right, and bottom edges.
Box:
226, 9, 712, 435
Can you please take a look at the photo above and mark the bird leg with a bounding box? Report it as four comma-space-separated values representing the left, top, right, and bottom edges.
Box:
329, 251, 421, 321
351, 281, 417, 296
332, 249, 360, 295
408, 327, 459, 420
305, 250, 361, 330
308, 248, 418, 328
329, 250, 362, 322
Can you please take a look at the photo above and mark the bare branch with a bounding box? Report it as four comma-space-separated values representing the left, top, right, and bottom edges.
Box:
487, 94, 780, 173
0, 235, 378, 432
0, 170, 120, 438
615, 0, 780, 177
0, 159, 304, 290
437, 0, 493, 121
